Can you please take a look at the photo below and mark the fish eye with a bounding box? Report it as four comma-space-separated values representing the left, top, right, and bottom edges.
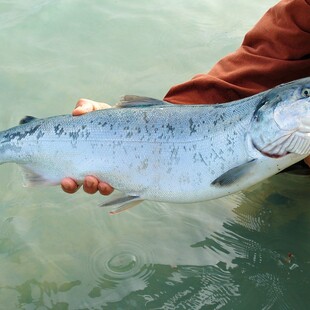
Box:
301, 88, 310, 97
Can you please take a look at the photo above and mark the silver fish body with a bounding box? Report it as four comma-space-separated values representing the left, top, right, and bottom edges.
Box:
1, 78, 310, 210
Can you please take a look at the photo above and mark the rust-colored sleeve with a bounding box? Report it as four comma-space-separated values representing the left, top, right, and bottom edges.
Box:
164, 0, 310, 104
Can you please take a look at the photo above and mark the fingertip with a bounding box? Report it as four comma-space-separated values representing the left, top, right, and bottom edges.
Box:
72, 100, 93, 116
98, 182, 114, 195
61, 178, 79, 194
72, 106, 86, 116
83, 176, 99, 194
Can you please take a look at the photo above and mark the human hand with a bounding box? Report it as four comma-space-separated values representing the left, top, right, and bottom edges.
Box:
61, 99, 114, 196
72, 98, 112, 116
304, 155, 310, 168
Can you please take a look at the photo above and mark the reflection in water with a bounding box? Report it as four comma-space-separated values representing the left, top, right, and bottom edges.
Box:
148, 265, 240, 310
0, 175, 310, 308
86, 176, 309, 309
1, 279, 80, 309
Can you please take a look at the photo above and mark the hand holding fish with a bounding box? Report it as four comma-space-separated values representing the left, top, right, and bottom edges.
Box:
61, 99, 115, 196
72, 98, 112, 116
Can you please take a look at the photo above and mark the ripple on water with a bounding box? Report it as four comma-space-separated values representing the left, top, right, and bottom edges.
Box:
149, 265, 239, 310
84, 239, 156, 307
89, 243, 153, 282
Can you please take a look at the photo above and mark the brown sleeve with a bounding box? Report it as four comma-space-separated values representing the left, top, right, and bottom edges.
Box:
164, 0, 310, 104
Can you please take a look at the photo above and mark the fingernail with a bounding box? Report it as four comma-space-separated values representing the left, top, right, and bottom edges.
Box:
86, 180, 94, 188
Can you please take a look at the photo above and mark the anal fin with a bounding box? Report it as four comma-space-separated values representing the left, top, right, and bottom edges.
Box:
99, 195, 143, 214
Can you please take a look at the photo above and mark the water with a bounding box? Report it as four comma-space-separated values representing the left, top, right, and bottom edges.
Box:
0, 0, 310, 309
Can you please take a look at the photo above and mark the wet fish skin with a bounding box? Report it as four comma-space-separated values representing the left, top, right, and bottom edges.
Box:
0, 78, 310, 211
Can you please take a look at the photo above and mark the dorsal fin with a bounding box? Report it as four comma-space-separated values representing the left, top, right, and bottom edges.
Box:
116, 95, 170, 108
19, 116, 38, 125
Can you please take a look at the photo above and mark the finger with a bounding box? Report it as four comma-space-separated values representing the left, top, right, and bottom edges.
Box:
73, 99, 112, 116
72, 99, 95, 116
98, 182, 114, 195
61, 178, 80, 194
83, 175, 99, 194
304, 156, 310, 168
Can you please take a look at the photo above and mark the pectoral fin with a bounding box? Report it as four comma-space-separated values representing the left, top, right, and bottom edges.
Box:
99, 195, 143, 214
211, 159, 257, 186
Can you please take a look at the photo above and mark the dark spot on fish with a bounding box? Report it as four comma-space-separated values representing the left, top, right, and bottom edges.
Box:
138, 159, 149, 171
199, 153, 208, 166
100, 122, 107, 127
170, 146, 180, 162
36, 131, 45, 139
135, 127, 141, 134
166, 167, 172, 174
54, 124, 64, 137
143, 112, 149, 123
189, 118, 197, 135
3, 125, 41, 143
126, 131, 133, 138
69, 130, 80, 141
166, 124, 175, 135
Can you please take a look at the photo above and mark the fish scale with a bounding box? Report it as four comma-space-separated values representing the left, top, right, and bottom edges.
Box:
0, 78, 310, 212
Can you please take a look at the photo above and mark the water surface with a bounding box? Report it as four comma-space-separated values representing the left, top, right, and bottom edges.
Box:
1, 0, 310, 309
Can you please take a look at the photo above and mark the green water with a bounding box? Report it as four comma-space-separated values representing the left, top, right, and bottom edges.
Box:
0, 0, 310, 309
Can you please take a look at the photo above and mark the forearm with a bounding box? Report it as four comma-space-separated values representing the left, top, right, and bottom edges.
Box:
164, 0, 310, 105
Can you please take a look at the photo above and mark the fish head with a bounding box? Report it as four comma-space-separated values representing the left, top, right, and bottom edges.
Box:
274, 83, 310, 133
250, 77, 310, 157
